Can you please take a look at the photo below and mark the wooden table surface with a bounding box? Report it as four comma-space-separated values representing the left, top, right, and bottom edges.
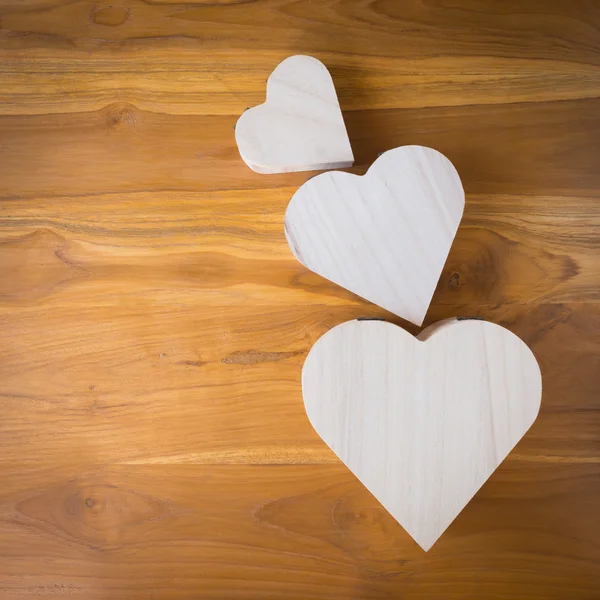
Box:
1, 1, 599, 598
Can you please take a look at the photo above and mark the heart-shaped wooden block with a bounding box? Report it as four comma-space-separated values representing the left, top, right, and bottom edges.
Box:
235, 55, 354, 174
302, 318, 542, 551
285, 146, 464, 325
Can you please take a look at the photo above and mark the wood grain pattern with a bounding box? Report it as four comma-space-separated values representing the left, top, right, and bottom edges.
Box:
1, 0, 599, 598
302, 318, 542, 551
235, 55, 354, 173
285, 145, 464, 324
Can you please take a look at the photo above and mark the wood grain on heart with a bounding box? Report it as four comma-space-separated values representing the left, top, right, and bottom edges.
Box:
302, 318, 542, 551
235, 55, 354, 174
285, 145, 464, 325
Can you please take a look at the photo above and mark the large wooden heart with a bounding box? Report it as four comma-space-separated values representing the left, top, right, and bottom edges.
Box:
302, 318, 542, 550
235, 55, 354, 174
285, 146, 464, 325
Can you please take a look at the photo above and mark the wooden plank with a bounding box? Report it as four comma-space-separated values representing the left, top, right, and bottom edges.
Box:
2, 0, 599, 63
1, 99, 599, 198
0, 463, 598, 599
0, 301, 597, 466
0, 2, 599, 115
2, 51, 599, 116
0, 190, 597, 309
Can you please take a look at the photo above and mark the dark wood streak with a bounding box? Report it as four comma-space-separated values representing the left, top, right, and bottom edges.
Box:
221, 350, 304, 365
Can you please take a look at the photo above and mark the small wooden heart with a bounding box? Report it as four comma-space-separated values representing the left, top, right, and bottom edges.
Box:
235, 55, 354, 174
285, 146, 464, 325
302, 318, 542, 551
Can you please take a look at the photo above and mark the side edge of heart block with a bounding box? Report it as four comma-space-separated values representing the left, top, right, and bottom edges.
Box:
301, 318, 542, 551
284, 145, 465, 325
235, 55, 354, 174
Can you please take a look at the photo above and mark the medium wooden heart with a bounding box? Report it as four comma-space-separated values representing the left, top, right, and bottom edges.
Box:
235, 55, 354, 174
285, 146, 464, 325
302, 318, 542, 551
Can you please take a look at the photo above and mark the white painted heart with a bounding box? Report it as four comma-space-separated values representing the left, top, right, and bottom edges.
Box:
302, 318, 542, 551
235, 55, 354, 174
285, 145, 464, 325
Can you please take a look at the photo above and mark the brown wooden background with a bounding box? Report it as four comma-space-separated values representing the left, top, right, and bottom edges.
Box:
1, 1, 599, 598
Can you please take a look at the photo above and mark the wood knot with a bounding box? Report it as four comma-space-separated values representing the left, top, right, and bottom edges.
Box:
106, 103, 141, 127
448, 272, 460, 290
91, 5, 130, 27
16, 480, 171, 549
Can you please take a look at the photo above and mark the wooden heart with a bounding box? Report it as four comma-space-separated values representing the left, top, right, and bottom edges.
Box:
235, 55, 354, 174
285, 146, 464, 325
302, 318, 542, 551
